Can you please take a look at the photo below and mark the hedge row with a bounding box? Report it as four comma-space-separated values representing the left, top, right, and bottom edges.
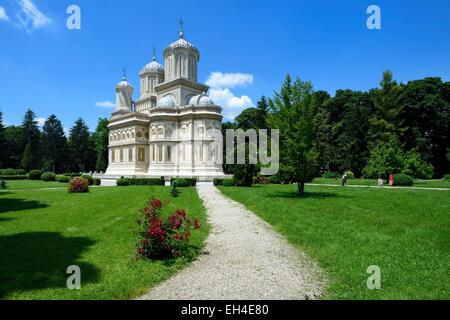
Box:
213, 178, 236, 186
322, 171, 340, 179
393, 174, 414, 186
170, 178, 197, 187
116, 178, 165, 186
0, 175, 28, 180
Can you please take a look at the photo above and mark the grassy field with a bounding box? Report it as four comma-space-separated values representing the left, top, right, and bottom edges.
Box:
0, 184, 209, 300
5, 180, 66, 190
311, 177, 450, 189
219, 184, 450, 300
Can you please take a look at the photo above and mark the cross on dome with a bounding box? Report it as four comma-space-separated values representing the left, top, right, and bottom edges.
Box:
179, 17, 184, 39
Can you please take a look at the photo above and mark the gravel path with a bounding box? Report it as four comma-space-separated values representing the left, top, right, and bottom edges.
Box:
139, 184, 325, 300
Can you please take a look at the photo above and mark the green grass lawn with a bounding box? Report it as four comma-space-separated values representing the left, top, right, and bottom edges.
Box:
5, 180, 66, 190
219, 184, 450, 300
0, 185, 209, 300
312, 177, 450, 189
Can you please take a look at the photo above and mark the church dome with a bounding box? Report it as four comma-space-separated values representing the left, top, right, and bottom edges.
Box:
117, 73, 132, 89
141, 56, 164, 73
189, 94, 214, 106
164, 19, 200, 56
167, 38, 199, 53
157, 95, 176, 108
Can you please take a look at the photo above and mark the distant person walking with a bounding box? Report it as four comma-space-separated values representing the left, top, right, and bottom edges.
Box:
342, 173, 347, 187
389, 174, 395, 186
378, 177, 384, 187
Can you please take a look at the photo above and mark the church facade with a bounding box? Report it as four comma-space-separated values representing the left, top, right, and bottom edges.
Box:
105, 24, 225, 180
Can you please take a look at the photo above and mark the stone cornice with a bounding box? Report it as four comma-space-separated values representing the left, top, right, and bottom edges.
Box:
108, 112, 149, 129
155, 78, 209, 93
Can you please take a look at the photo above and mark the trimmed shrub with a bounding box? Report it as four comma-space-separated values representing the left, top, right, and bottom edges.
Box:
171, 179, 190, 188
444, 174, 450, 180
16, 169, 27, 175
117, 178, 130, 186
322, 171, 340, 179
1, 168, 16, 176
63, 173, 82, 178
68, 177, 89, 193
222, 179, 236, 187
81, 174, 94, 186
28, 170, 43, 180
213, 179, 224, 186
116, 177, 166, 186
170, 178, 197, 187
56, 175, 70, 183
393, 174, 414, 186
132, 178, 165, 186
93, 178, 101, 186
41, 172, 56, 182
345, 171, 355, 179
0, 179, 7, 189
0, 175, 28, 180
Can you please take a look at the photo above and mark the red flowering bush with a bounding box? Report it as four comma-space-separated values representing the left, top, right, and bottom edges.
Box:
137, 198, 201, 259
68, 177, 89, 193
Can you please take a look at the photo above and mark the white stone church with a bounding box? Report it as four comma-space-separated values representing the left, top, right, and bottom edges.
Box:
104, 23, 225, 180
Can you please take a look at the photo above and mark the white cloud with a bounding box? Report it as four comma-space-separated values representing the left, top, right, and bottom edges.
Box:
15, 0, 51, 32
36, 117, 46, 127
209, 88, 254, 121
205, 72, 255, 121
95, 101, 115, 108
206, 72, 253, 89
0, 7, 10, 21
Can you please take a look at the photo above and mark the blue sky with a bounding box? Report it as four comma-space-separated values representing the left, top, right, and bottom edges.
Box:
0, 0, 449, 132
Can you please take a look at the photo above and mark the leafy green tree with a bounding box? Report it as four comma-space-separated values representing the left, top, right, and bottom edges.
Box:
42, 115, 67, 173
221, 121, 236, 175
0, 110, 5, 167
269, 75, 317, 197
311, 91, 332, 174
334, 91, 373, 177
368, 71, 404, 147
68, 118, 92, 172
235, 108, 265, 131
363, 136, 404, 178
402, 149, 434, 179
20, 109, 41, 171
398, 77, 450, 177
232, 96, 271, 185
92, 118, 109, 172
3, 126, 23, 168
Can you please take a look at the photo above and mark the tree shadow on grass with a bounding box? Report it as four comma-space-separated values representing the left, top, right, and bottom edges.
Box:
0, 198, 49, 214
0, 232, 100, 299
265, 190, 353, 199
0, 191, 14, 196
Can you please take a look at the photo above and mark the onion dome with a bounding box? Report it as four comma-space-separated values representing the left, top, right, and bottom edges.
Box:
117, 69, 133, 88
157, 95, 176, 108
164, 18, 199, 55
189, 93, 214, 106
141, 51, 164, 74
